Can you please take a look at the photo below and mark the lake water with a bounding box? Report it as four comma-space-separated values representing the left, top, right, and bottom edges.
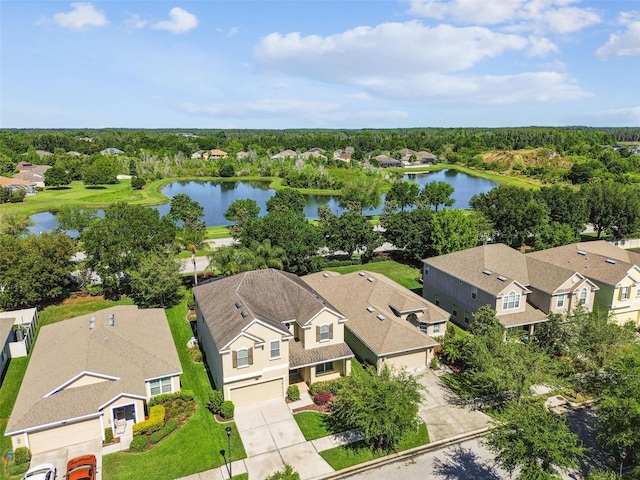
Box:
28, 170, 496, 233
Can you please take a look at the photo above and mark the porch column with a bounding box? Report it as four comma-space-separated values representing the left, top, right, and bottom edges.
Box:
529, 323, 535, 336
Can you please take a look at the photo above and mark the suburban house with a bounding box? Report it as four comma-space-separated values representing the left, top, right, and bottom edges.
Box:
191, 150, 206, 159
528, 241, 640, 326
414, 151, 439, 164
270, 149, 298, 160
13, 163, 51, 188
333, 150, 352, 163
100, 147, 124, 155
208, 149, 228, 159
301, 149, 327, 160
5, 306, 182, 454
375, 155, 402, 168
422, 244, 599, 334
304, 271, 449, 372
0, 176, 37, 195
0, 308, 39, 377
193, 269, 354, 407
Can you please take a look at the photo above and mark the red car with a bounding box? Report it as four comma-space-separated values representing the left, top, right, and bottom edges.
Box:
66, 455, 96, 480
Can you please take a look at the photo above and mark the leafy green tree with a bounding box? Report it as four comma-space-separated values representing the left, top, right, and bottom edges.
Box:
208, 245, 259, 276
266, 187, 306, 214
0, 152, 15, 176
333, 365, 424, 450
218, 160, 235, 177
418, 181, 455, 211
532, 221, 578, 251
582, 181, 640, 240
224, 198, 260, 239
128, 253, 182, 308
0, 211, 34, 237
44, 165, 71, 187
484, 400, 585, 480
429, 209, 478, 256
385, 181, 420, 211
54, 206, 98, 236
320, 210, 381, 259
0, 232, 75, 309
339, 176, 382, 213
130, 176, 145, 190
535, 185, 588, 236
168, 194, 206, 249
82, 156, 120, 185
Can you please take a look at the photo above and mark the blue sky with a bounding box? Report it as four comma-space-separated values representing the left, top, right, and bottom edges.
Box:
1, 1, 639, 128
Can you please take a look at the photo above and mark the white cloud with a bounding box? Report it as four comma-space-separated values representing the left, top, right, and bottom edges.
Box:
48, 2, 107, 30
526, 36, 559, 57
227, 27, 239, 38
595, 17, 640, 58
152, 7, 198, 34
405, 0, 600, 34
255, 21, 529, 80
124, 13, 147, 30
175, 99, 340, 118
581, 106, 640, 125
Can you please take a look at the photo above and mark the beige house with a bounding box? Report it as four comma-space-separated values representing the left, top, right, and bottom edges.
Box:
0, 176, 37, 195
5, 306, 182, 454
208, 149, 228, 159
422, 244, 599, 334
270, 149, 298, 160
194, 269, 354, 407
0, 308, 39, 375
304, 271, 449, 372
528, 241, 640, 326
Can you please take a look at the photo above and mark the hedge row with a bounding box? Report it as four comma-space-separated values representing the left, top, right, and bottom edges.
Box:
148, 390, 194, 407
150, 418, 179, 444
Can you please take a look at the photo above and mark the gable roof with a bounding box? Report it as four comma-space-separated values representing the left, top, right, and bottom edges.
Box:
528, 241, 640, 286
303, 271, 445, 357
0, 176, 33, 187
6, 306, 181, 434
194, 269, 342, 350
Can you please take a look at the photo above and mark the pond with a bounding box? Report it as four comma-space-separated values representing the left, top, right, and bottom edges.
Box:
28, 170, 497, 233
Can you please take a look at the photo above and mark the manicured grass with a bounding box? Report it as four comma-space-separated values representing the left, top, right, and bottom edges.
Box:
325, 260, 422, 292
38, 296, 135, 327
175, 245, 211, 258
448, 321, 471, 338
0, 358, 29, 480
319, 422, 430, 470
102, 290, 246, 480
294, 412, 335, 441
205, 226, 233, 239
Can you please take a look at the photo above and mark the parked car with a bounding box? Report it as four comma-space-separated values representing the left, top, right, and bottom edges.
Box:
66, 455, 96, 480
21, 463, 56, 480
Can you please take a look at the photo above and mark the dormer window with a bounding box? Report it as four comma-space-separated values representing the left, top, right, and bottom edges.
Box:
502, 291, 520, 310
317, 324, 333, 342
579, 287, 588, 305
621, 286, 629, 301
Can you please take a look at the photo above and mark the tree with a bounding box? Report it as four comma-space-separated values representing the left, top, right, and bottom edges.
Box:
535, 185, 588, 237
168, 194, 206, 249
582, 182, 640, 240
54, 206, 98, 236
44, 165, 70, 187
320, 210, 381, 259
0, 152, 15, 176
385, 181, 420, 212
266, 187, 306, 214
418, 181, 454, 211
484, 401, 585, 480
333, 365, 424, 450
0, 211, 34, 237
224, 199, 260, 239
128, 253, 182, 308
381, 208, 434, 261
82, 156, 119, 186
265, 464, 300, 480
429, 209, 478, 256
532, 221, 578, 251
339, 176, 382, 213
0, 232, 75, 309
130, 176, 145, 190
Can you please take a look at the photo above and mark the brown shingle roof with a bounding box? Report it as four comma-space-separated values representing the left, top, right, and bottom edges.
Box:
0, 176, 32, 187
303, 271, 444, 357
498, 303, 548, 328
6, 306, 181, 433
194, 269, 342, 350
289, 340, 353, 368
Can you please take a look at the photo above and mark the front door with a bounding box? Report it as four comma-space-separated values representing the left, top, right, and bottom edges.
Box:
113, 404, 136, 435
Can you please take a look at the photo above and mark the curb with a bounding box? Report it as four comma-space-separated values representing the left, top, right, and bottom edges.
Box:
311, 426, 491, 480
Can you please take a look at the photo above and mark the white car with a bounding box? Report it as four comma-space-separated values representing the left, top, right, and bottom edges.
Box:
21, 463, 56, 480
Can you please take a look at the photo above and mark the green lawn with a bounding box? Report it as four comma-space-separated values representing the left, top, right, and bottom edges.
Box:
319, 423, 430, 470
293, 412, 335, 441
0, 359, 29, 480
102, 290, 246, 480
38, 297, 135, 327
325, 260, 422, 292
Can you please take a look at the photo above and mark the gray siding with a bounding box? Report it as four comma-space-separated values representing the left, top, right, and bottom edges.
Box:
344, 328, 378, 369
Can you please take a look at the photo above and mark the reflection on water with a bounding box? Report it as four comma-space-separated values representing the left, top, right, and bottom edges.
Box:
29, 170, 497, 232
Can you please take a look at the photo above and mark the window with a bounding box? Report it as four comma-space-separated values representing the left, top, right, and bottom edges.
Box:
621, 286, 629, 300
419, 322, 428, 333
502, 291, 520, 310
464, 311, 470, 324
236, 348, 249, 368
150, 376, 173, 396
579, 288, 588, 305
471, 287, 477, 300
556, 294, 565, 308
452, 305, 458, 317
319, 324, 331, 342
270, 340, 280, 359
435, 294, 440, 306
424, 265, 429, 276
316, 362, 334, 374
433, 323, 440, 333
637, 285, 640, 298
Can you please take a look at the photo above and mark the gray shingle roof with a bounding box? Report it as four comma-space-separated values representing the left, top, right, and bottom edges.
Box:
6, 306, 181, 433
303, 271, 444, 357
289, 341, 353, 368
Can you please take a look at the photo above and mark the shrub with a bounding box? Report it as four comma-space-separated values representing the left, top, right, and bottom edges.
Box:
430, 356, 439, 370
131, 176, 146, 190
265, 464, 301, 480
287, 385, 300, 401
129, 435, 149, 452
87, 284, 104, 296
309, 379, 343, 396
189, 346, 202, 363
314, 392, 332, 406
150, 418, 179, 444
13, 447, 31, 465
132, 405, 165, 436
104, 427, 114, 444
220, 400, 235, 419
207, 390, 224, 414
7, 461, 29, 475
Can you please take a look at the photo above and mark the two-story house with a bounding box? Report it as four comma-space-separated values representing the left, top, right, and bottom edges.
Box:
193, 269, 354, 407
5, 306, 182, 455
422, 244, 598, 334
528, 241, 640, 327
304, 271, 449, 372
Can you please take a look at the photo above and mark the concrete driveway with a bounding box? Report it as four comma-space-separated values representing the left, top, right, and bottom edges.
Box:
234, 399, 333, 480
418, 370, 491, 442
29, 439, 102, 480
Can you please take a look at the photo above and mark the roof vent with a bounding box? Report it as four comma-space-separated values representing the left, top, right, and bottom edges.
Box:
367, 277, 374, 282
376, 314, 385, 321
359, 272, 366, 277
235, 301, 242, 309
323, 272, 329, 278
483, 269, 492, 275
605, 258, 617, 264
108, 313, 115, 326
497, 275, 506, 282
366, 306, 375, 313
577, 250, 587, 256
240, 310, 248, 318
89, 316, 95, 330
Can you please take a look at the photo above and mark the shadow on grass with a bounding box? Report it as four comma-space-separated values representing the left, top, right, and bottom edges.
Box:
433, 444, 502, 480
47, 186, 71, 190
85, 185, 107, 190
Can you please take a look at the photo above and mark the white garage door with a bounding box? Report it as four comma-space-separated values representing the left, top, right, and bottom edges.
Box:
28, 418, 101, 454
230, 378, 283, 407
385, 350, 427, 371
